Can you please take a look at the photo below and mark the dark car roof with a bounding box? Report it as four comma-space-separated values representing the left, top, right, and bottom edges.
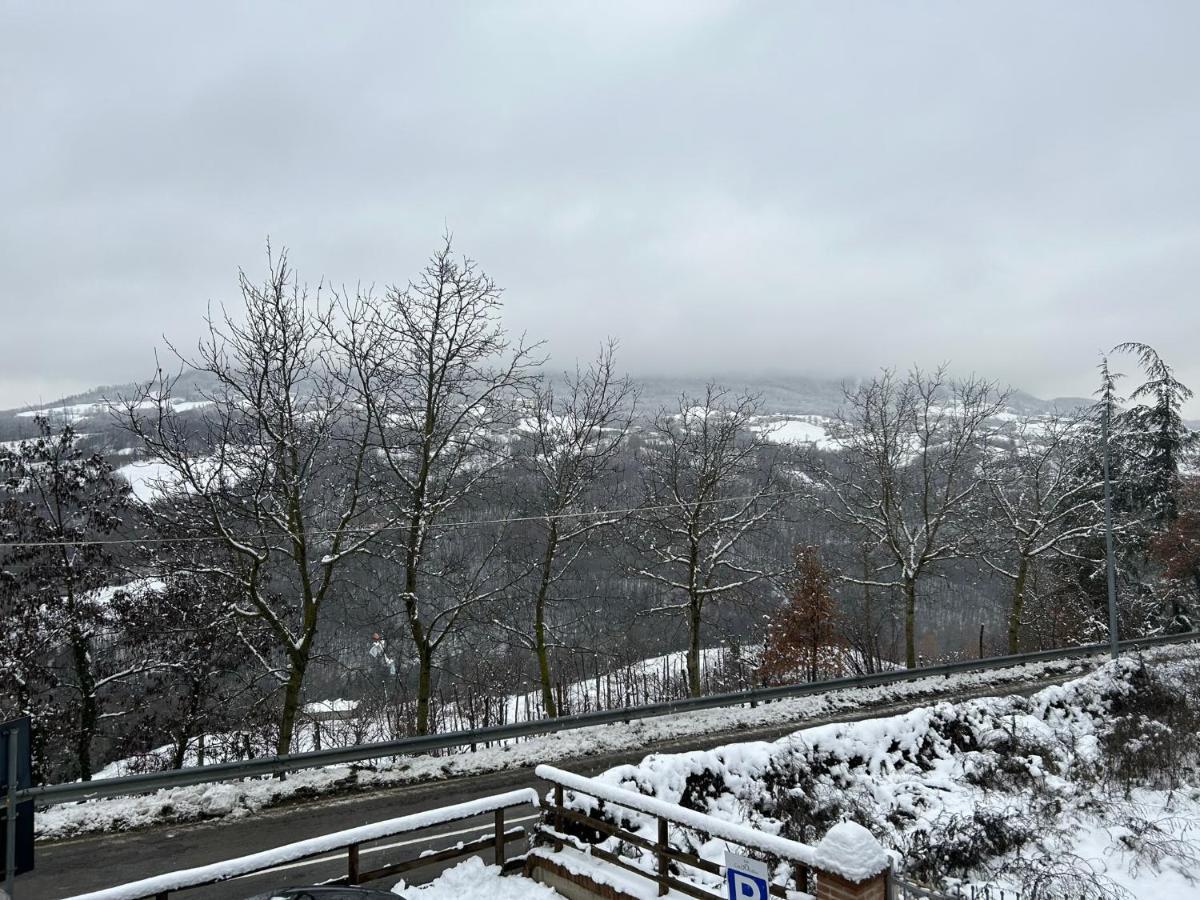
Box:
247, 888, 402, 900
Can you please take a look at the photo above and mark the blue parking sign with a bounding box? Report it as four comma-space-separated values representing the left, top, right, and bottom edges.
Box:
725, 851, 769, 900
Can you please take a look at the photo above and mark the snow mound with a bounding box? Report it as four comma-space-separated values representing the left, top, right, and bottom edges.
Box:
815, 821, 889, 882
396, 857, 557, 899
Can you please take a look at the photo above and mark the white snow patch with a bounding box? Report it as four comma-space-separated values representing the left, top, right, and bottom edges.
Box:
303, 698, 359, 716
395, 857, 558, 899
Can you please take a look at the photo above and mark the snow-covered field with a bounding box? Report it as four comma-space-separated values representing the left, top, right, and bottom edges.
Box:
751, 414, 837, 449
39, 650, 1107, 840
569, 645, 1200, 899
114, 455, 243, 503
15, 398, 212, 424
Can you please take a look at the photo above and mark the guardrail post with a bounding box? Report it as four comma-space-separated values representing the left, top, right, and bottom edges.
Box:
347, 843, 360, 884
553, 784, 564, 852
656, 815, 668, 896
495, 808, 506, 864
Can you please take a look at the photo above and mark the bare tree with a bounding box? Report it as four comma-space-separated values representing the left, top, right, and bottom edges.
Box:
819, 367, 1007, 668
120, 248, 389, 754
982, 414, 1102, 653
512, 342, 635, 717
342, 238, 541, 734
633, 384, 785, 696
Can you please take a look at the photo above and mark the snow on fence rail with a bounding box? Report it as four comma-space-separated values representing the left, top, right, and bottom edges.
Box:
21, 631, 1200, 809
534, 764, 889, 898
59, 788, 539, 900
537, 764, 821, 868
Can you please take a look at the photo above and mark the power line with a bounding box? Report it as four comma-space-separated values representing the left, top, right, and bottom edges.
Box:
0, 488, 807, 550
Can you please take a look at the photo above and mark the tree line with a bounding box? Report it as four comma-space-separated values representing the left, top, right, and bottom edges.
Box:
1, 240, 1196, 783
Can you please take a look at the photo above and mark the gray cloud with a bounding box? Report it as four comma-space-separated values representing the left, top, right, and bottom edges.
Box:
2, 1, 1198, 411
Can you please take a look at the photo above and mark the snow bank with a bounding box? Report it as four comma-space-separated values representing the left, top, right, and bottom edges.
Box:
394, 857, 559, 900
526, 845, 697, 900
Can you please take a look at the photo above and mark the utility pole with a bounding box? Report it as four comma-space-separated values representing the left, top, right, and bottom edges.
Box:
3, 728, 16, 899
1102, 393, 1120, 659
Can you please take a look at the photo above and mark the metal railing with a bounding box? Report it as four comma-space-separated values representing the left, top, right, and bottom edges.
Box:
59, 788, 538, 900
19, 630, 1198, 808
535, 763, 821, 897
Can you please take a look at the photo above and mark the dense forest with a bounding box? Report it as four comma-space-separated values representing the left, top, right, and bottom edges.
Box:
2, 241, 1197, 785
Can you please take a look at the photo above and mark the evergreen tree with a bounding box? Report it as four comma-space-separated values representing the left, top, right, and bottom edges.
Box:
1113, 341, 1196, 524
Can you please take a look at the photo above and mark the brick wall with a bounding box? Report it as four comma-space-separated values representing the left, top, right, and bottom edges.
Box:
816, 869, 888, 900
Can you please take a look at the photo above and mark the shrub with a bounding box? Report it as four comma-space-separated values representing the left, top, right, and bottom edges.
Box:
902, 807, 1035, 883
1100, 658, 1200, 793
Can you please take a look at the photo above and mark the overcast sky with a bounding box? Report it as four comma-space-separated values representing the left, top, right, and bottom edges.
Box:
2, 2, 1198, 412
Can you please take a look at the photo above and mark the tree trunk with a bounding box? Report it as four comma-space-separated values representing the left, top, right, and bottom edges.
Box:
861, 548, 878, 675
173, 681, 205, 769
70, 634, 97, 782
276, 656, 308, 756
1007, 555, 1030, 655
535, 522, 559, 718
171, 733, 188, 770
904, 578, 917, 669
415, 642, 433, 735
535, 601, 556, 718
686, 598, 703, 697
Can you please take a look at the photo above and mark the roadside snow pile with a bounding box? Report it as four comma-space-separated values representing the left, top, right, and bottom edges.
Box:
33, 648, 1143, 841
392, 858, 557, 899
571, 649, 1200, 899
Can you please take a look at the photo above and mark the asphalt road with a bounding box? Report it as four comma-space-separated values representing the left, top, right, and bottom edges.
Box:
16, 669, 1086, 900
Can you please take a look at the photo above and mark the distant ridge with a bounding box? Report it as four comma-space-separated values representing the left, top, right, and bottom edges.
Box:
2, 370, 1099, 425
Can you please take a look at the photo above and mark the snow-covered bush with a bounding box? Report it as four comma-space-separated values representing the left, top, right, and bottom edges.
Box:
1098, 658, 1200, 794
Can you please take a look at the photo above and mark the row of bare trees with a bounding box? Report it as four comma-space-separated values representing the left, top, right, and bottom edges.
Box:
3, 238, 1195, 782
106, 240, 786, 756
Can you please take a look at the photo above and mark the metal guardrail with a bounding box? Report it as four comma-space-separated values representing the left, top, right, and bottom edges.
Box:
18, 630, 1198, 808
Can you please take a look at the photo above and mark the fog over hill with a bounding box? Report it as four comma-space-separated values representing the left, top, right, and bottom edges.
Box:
0, 370, 1099, 445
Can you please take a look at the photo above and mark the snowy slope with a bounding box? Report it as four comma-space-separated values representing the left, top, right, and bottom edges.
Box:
571, 647, 1200, 898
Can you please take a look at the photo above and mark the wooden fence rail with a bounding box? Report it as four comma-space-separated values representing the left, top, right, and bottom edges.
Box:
60, 789, 539, 900
536, 764, 819, 898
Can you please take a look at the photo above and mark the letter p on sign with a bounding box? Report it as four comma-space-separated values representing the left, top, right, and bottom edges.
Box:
725, 851, 769, 900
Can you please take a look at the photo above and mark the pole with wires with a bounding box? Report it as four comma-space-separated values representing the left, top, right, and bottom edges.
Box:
1102, 390, 1120, 659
